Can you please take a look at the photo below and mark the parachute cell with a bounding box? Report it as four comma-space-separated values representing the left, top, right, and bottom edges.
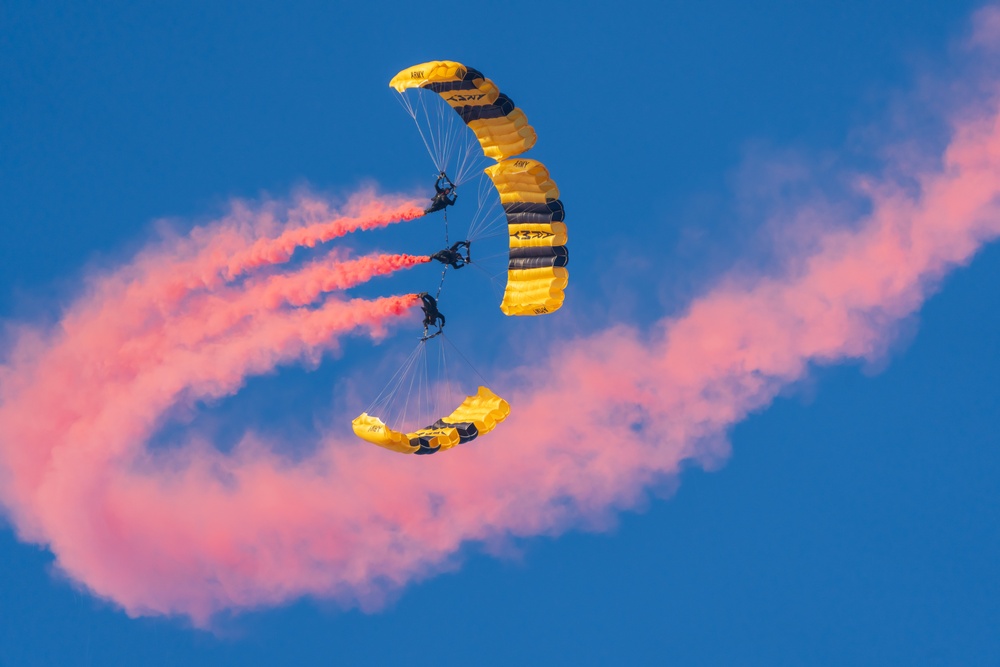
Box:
389, 61, 537, 161
352, 386, 510, 455
484, 159, 569, 316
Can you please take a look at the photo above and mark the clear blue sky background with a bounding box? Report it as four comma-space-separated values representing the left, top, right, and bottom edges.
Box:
2, 1, 999, 665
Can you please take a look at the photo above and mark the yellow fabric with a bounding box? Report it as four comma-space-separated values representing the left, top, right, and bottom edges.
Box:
508, 222, 568, 248
468, 111, 536, 160
447, 386, 511, 437
352, 386, 510, 454
442, 80, 500, 108
485, 159, 560, 202
351, 413, 419, 454
390, 62, 536, 161
389, 60, 470, 92
408, 425, 461, 451
484, 159, 569, 316
500, 267, 568, 316
467, 112, 529, 131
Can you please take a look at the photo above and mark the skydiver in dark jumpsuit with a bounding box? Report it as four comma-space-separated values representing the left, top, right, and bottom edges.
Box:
430, 240, 471, 269
424, 172, 457, 214
419, 292, 445, 339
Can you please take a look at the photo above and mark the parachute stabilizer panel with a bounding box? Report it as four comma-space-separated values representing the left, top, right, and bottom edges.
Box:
390, 61, 537, 161
353, 386, 510, 455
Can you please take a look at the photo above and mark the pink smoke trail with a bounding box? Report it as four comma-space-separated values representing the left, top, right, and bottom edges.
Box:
141, 189, 424, 306
0, 192, 426, 563
1, 6, 999, 626
255, 252, 430, 308
221, 198, 426, 281
153, 251, 430, 355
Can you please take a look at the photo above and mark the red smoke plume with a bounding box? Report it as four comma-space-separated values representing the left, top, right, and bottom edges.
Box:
1, 9, 1000, 626
222, 195, 425, 281
150, 189, 425, 303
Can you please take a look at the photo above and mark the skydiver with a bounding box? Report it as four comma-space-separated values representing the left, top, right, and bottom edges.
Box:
419, 292, 446, 339
430, 240, 471, 269
424, 172, 457, 214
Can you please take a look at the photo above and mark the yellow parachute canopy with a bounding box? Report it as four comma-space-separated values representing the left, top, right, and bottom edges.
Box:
485, 159, 568, 316
389, 61, 537, 161
353, 386, 510, 455
390, 60, 568, 317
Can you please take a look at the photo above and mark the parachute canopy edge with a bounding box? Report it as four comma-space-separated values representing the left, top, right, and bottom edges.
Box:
389, 60, 537, 162
389, 60, 470, 92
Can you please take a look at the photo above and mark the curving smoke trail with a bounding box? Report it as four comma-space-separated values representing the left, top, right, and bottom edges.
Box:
0, 193, 427, 580
1, 6, 1000, 627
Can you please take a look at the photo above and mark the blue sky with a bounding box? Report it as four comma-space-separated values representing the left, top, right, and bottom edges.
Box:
2, 1, 999, 665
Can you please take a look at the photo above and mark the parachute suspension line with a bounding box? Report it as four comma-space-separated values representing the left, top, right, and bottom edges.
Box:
466, 248, 512, 263
407, 336, 456, 432
431, 94, 453, 171
469, 259, 508, 305
472, 208, 508, 242
432, 93, 456, 170
398, 338, 429, 432
430, 96, 447, 170
437, 331, 452, 422
432, 332, 456, 422
396, 93, 442, 173
441, 332, 492, 390
396, 90, 469, 174
468, 229, 509, 243
467, 208, 507, 243
434, 96, 485, 186
452, 136, 486, 186
466, 175, 506, 242
362, 336, 461, 434
432, 94, 465, 174
365, 341, 421, 415
379, 342, 435, 434
415, 340, 429, 432
394, 90, 488, 187
466, 175, 491, 241
366, 340, 427, 429
438, 100, 458, 174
